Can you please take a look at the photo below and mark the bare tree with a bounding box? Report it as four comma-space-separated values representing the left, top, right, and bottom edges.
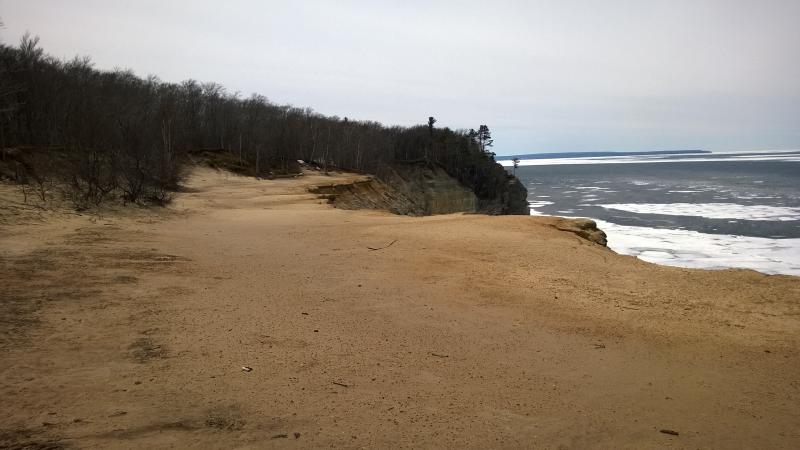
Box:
0, 35, 526, 212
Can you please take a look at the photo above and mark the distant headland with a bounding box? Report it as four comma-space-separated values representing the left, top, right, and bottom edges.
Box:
496, 150, 710, 160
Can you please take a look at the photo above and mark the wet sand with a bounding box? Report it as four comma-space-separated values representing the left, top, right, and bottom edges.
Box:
2, 167, 799, 449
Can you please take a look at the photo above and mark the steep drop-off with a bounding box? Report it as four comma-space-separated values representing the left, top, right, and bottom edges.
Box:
312, 164, 529, 217
472, 164, 530, 215
311, 165, 477, 216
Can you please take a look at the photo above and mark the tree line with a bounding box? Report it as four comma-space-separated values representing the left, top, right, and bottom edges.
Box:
0, 33, 523, 211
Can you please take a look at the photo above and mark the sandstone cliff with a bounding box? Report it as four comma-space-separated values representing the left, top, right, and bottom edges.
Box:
311, 165, 477, 216
311, 163, 529, 217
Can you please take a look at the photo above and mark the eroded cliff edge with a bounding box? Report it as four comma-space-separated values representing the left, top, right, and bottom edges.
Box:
310, 164, 610, 248
311, 163, 528, 216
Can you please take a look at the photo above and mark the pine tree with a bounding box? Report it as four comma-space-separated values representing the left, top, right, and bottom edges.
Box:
477, 125, 493, 154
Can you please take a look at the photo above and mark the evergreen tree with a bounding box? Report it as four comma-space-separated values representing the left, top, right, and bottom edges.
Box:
477, 125, 493, 153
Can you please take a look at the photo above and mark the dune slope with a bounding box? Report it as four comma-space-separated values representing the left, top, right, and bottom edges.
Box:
1, 167, 799, 449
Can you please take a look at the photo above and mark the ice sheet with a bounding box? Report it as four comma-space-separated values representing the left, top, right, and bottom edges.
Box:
594, 219, 800, 276
527, 202, 800, 276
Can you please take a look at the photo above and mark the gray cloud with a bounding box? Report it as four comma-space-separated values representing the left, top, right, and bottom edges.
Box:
1, 0, 798, 154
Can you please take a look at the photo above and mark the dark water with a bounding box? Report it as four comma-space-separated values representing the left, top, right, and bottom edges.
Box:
506, 151, 800, 275
515, 159, 800, 239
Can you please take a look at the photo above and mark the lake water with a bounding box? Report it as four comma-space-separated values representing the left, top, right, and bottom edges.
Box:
501, 150, 800, 276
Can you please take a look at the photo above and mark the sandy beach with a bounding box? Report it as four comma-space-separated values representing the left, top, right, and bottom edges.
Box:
2, 167, 799, 449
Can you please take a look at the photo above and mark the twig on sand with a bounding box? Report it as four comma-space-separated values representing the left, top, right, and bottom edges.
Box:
332, 381, 349, 388
659, 429, 679, 436
367, 239, 398, 251
430, 352, 449, 358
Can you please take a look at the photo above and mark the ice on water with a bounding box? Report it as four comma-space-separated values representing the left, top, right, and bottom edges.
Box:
594, 219, 800, 276
602, 203, 800, 221
519, 150, 800, 276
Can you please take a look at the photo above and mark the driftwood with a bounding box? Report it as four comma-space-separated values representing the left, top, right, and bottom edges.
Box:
367, 239, 397, 251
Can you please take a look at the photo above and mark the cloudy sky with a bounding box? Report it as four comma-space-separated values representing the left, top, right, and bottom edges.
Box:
1, 0, 798, 155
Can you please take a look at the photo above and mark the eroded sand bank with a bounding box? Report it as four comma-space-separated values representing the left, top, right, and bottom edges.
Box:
2, 167, 799, 449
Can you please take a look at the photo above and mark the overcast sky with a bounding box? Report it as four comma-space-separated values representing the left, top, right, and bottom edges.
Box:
1, 0, 798, 155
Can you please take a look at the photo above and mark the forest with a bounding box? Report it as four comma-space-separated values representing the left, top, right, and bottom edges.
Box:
0, 33, 525, 212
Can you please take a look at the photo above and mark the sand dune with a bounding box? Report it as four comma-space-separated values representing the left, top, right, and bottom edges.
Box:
2, 167, 799, 449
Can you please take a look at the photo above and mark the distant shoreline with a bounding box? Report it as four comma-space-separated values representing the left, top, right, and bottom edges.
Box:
496, 149, 708, 161
498, 149, 800, 166
496, 149, 800, 161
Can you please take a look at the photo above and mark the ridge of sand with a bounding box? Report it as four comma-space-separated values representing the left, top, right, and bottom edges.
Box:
1, 167, 799, 449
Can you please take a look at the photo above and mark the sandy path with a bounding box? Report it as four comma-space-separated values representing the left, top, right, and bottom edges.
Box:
2, 167, 799, 449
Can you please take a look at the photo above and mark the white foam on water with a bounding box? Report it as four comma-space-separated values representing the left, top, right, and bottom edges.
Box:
738, 194, 780, 200
593, 219, 800, 276
528, 200, 554, 210
602, 203, 800, 221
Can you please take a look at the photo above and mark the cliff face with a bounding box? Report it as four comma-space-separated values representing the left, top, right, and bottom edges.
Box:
478, 175, 529, 215
383, 165, 478, 215
312, 163, 529, 217
504, 177, 530, 215
311, 166, 477, 216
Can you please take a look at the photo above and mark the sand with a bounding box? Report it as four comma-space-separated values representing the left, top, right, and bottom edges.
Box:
1, 167, 799, 449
